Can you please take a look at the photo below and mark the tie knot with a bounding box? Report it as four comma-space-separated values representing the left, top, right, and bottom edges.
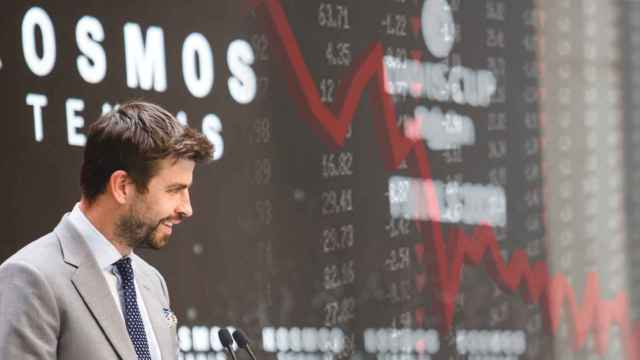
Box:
114, 257, 134, 282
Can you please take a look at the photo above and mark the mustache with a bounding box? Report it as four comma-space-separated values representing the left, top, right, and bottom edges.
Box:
157, 213, 186, 226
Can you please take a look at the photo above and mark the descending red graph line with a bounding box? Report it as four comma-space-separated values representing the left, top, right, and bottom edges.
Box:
252, 0, 640, 358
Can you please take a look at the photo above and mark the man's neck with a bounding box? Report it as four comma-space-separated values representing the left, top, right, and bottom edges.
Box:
78, 199, 132, 257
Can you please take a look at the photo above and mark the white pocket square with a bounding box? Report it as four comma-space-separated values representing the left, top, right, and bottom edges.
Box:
162, 308, 178, 328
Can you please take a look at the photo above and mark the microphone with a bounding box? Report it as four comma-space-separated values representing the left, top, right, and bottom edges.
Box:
218, 328, 237, 360
232, 329, 257, 360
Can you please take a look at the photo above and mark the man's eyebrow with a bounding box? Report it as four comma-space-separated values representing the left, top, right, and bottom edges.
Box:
166, 183, 191, 190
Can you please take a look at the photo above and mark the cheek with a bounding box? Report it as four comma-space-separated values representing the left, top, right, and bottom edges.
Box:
150, 193, 179, 219
135, 195, 165, 223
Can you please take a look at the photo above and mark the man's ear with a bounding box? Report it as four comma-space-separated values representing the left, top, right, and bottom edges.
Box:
108, 170, 133, 205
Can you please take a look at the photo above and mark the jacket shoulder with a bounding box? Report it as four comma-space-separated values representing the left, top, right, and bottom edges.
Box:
1, 232, 63, 272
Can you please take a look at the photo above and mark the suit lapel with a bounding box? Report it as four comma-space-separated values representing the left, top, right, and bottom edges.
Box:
71, 266, 139, 360
55, 215, 138, 360
135, 261, 175, 359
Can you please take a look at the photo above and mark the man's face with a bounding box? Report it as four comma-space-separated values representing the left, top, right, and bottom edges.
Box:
116, 158, 196, 250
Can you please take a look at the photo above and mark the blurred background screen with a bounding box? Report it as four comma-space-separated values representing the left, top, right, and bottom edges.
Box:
1, 0, 639, 359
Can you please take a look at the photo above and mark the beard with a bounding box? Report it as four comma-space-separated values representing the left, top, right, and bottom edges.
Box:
115, 205, 171, 250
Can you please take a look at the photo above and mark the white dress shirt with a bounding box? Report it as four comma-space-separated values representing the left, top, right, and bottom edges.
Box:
68, 203, 162, 360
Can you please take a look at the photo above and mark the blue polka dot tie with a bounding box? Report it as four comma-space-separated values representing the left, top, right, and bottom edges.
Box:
114, 257, 152, 360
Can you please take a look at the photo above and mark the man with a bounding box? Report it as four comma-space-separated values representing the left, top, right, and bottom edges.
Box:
0, 101, 213, 359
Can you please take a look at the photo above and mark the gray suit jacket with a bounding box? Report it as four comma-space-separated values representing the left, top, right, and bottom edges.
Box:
0, 215, 178, 359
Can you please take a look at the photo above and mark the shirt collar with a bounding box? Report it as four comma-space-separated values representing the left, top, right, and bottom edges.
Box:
68, 202, 130, 270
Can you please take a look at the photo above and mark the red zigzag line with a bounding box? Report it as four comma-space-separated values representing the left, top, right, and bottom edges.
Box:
255, 0, 640, 358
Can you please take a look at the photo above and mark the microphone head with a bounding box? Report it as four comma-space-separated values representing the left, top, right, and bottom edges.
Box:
218, 328, 234, 348
232, 329, 250, 348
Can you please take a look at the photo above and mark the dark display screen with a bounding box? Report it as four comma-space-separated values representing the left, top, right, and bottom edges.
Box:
1, 0, 638, 359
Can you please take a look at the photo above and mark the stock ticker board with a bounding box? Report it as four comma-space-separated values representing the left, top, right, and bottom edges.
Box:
1, 0, 638, 359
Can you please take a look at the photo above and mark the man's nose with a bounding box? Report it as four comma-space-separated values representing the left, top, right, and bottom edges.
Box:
178, 190, 193, 219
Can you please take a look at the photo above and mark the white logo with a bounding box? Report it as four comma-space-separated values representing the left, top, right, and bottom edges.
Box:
421, 0, 456, 58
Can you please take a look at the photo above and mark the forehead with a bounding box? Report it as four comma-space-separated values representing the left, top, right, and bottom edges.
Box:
150, 158, 196, 186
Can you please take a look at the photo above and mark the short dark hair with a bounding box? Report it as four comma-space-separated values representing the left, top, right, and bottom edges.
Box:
80, 101, 213, 203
